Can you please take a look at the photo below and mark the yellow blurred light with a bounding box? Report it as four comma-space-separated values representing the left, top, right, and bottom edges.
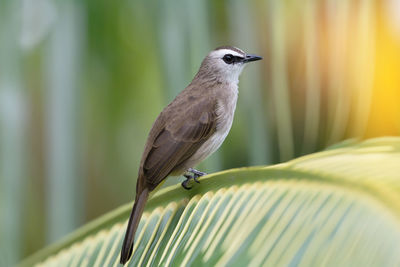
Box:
365, 8, 400, 137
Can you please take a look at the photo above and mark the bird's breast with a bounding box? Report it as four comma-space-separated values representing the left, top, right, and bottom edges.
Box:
186, 85, 238, 166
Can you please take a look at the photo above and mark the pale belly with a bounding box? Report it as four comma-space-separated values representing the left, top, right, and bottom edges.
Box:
190, 125, 232, 164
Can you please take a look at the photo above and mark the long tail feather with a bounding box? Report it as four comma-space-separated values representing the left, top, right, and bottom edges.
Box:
120, 187, 149, 265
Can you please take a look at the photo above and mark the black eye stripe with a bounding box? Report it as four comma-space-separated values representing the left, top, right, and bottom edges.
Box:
222, 54, 244, 64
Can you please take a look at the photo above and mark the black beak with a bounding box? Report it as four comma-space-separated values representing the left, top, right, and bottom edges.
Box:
243, 54, 263, 63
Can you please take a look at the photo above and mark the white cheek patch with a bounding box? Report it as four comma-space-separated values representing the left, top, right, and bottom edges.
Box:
215, 62, 245, 84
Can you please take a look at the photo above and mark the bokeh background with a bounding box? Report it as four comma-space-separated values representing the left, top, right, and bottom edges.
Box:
1, 0, 400, 265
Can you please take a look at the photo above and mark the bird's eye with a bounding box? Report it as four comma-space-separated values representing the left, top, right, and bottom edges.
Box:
223, 54, 234, 64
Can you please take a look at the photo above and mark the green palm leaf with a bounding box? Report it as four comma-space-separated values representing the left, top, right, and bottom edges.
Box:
21, 137, 400, 266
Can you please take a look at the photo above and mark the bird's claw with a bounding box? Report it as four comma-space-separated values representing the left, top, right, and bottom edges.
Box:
181, 168, 207, 190
181, 179, 192, 190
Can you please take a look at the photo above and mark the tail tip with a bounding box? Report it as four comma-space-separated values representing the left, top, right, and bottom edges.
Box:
120, 244, 133, 265
120, 255, 128, 265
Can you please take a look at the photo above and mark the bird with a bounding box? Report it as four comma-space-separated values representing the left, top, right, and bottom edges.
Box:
120, 46, 262, 264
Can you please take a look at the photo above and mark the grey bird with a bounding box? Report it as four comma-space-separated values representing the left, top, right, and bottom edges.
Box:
120, 46, 262, 264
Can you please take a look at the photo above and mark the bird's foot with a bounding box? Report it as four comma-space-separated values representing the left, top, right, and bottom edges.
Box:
181, 168, 207, 190
181, 174, 193, 190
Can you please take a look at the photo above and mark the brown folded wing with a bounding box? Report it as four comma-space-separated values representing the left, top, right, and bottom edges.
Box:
142, 99, 218, 189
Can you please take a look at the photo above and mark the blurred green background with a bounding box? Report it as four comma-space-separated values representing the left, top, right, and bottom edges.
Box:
1, 0, 400, 265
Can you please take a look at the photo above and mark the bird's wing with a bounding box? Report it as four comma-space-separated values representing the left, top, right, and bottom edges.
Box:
142, 99, 218, 188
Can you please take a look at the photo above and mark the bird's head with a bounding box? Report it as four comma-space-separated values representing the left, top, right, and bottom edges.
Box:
197, 46, 262, 84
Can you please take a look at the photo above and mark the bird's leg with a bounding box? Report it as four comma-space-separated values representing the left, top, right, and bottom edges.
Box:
188, 168, 207, 183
